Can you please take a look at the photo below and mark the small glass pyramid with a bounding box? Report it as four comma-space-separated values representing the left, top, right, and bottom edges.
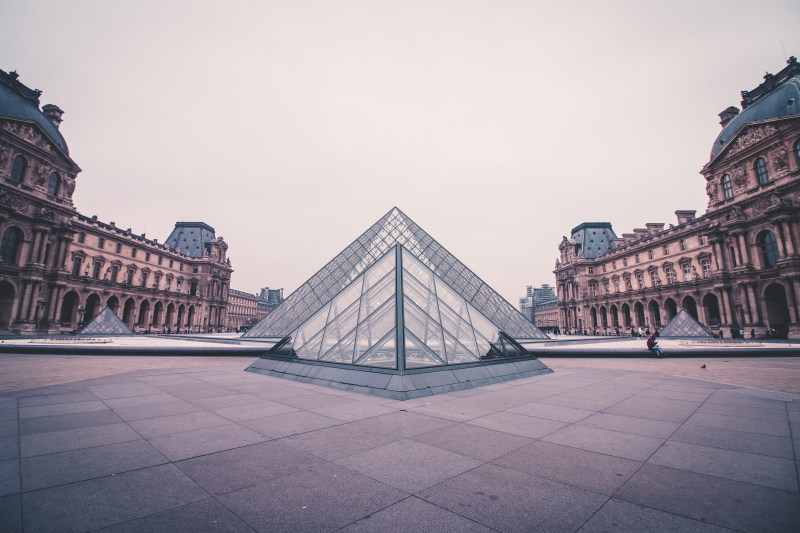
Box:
658, 309, 714, 338
245, 207, 547, 370
78, 306, 134, 336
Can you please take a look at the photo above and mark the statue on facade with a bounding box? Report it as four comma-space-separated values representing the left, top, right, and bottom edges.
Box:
706, 180, 717, 200
772, 144, 789, 175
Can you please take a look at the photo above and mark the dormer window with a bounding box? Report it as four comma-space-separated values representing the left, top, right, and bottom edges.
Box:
10, 155, 26, 183
722, 174, 733, 199
755, 157, 770, 185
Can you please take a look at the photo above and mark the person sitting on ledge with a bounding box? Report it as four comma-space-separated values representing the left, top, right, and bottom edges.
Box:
646, 334, 664, 358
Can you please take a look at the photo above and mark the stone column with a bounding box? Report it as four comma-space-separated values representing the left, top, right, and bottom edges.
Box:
16, 281, 30, 321
25, 281, 39, 321
45, 284, 59, 323
52, 286, 65, 322
719, 288, 732, 325
28, 230, 42, 264
772, 225, 787, 261
782, 278, 798, 323
738, 233, 751, 265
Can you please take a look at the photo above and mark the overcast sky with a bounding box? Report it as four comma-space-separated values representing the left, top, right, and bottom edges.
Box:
2, 1, 799, 305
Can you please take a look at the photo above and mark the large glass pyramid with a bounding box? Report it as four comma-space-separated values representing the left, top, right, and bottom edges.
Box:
245, 208, 547, 371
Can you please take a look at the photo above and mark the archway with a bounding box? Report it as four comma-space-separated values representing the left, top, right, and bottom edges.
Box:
682, 296, 698, 321
84, 294, 101, 323
664, 298, 678, 320
703, 294, 721, 325
590, 307, 597, 329
610, 305, 619, 328
764, 283, 790, 337
634, 302, 645, 327
106, 296, 120, 315
621, 303, 631, 328
187, 305, 195, 331
0, 281, 15, 330
60, 291, 79, 328
649, 300, 661, 327
600, 306, 608, 329
138, 300, 150, 328
152, 302, 163, 328
177, 304, 186, 332
165, 303, 175, 331
122, 298, 136, 327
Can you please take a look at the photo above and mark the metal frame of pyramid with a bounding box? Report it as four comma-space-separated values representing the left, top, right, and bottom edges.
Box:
245, 208, 551, 399
658, 309, 715, 338
78, 306, 134, 336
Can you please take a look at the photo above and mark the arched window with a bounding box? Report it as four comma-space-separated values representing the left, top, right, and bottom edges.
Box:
794, 138, 800, 165
759, 230, 780, 268
0, 227, 22, 264
10, 155, 26, 183
755, 157, 769, 185
721, 174, 733, 199
47, 172, 61, 196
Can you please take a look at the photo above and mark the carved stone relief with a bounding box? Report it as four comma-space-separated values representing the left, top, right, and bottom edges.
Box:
726, 125, 777, 155
1, 121, 53, 153
706, 180, 717, 200
772, 143, 790, 176
0, 190, 28, 212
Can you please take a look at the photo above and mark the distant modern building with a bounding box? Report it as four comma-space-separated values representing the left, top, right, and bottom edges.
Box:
0, 68, 233, 333
555, 57, 800, 337
519, 284, 559, 332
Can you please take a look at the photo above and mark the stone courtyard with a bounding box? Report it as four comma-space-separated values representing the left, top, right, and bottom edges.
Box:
1, 351, 799, 532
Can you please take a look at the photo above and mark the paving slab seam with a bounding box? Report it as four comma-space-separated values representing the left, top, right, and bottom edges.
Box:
787, 401, 800, 492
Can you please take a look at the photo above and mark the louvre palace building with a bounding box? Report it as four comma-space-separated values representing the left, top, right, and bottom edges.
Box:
0, 68, 234, 334
555, 57, 800, 338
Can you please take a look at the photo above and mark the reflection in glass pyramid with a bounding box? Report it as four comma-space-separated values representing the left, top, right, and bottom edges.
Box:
251, 208, 548, 370
78, 306, 134, 336
658, 310, 714, 338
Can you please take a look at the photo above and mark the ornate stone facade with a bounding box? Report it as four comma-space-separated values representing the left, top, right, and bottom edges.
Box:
555, 57, 800, 338
0, 68, 233, 333
225, 287, 285, 332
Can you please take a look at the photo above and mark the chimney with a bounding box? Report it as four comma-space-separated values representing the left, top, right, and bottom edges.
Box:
718, 106, 739, 128
645, 223, 665, 235
675, 210, 697, 225
42, 104, 64, 128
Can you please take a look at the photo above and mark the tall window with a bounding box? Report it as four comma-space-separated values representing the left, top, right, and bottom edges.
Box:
665, 266, 677, 284
0, 227, 22, 264
126, 269, 135, 284
648, 249, 653, 260
701, 258, 712, 278
624, 276, 632, 291
795, 138, 800, 165
10, 155, 26, 183
47, 172, 61, 196
71, 257, 83, 276
98, 237, 104, 249
111, 265, 119, 282
588, 281, 598, 297
612, 278, 620, 293
759, 230, 780, 268
722, 174, 733, 199
649, 269, 661, 286
755, 157, 769, 185
636, 272, 645, 289
92, 262, 102, 279
683, 263, 692, 281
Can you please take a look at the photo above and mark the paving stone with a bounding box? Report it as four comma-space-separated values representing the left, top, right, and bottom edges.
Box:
0, 419, 18, 438
507, 401, 595, 423
577, 412, 681, 439
212, 401, 299, 422
339, 496, 495, 532
147, 423, 268, 461
18, 409, 124, 435
410, 423, 532, 461
21, 440, 168, 491
112, 398, 204, 422
88, 382, 163, 400
218, 462, 407, 532
154, 383, 236, 401
308, 400, 398, 422
18, 390, 99, 407
175, 440, 325, 494
616, 464, 800, 532
647, 441, 798, 491
419, 463, 607, 532
277, 392, 357, 410
467, 411, 567, 439
346, 411, 456, 439
281, 424, 398, 461
134, 374, 207, 386
542, 424, 664, 461
0, 407, 18, 421
577, 498, 735, 532
189, 393, 266, 410
20, 423, 140, 457
697, 401, 790, 422
335, 439, 483, 492
0, 436, 19, 461
705, 393, 789, 411
0, 494, 21, 533
0, 459, 20, 496
670, 423, 795, 459
18, 400, 109, 419
99, 498, 255, 532
22, 464, 208, 532
685, 411, 791, 437
103, 393, 178, 409
240, 411, 341, 439
129, 410, 231, 438
409, 401, 497, 422
493, 440, 642, 495
637, 388, 713, 402
603, 395, 701, 423
538, 394, 621, 411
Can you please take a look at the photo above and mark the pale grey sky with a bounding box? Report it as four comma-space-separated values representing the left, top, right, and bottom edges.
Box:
2, 1, 799, 304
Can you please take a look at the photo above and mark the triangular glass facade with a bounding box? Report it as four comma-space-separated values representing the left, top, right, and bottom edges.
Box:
78, 306, 134, 336
261, 241, 543, 369
658, 309, 714, 338
245, 207, 546, 342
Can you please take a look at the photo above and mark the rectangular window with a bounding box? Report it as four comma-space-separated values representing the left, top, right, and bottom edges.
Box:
611, 261, 616, 270
78, 232, 86, 244
624, 277, 633, 290
649, 270, 661, 286
116, 243, 122, 253
613, 279, 620, 292
602, 264, 607, 273
730, 247, 737, 267
179, 263, 183, 271
92, 262, 101, 279
622, 257, 627, 267
43, 243, 51, 266
589, 283, 597, 297
699, 235, 707, 246
154, 274, 161, 289
701, 258, 712, 278
602, 280, 609, 294
680, 239, 686, 251
193, 266, 198, 273
663, 245, 669, 255
665, 267, 677, 284
169, 259, 174, 268
126, 269, 135, 284
648, 249, 653, 260
635, 253, 639, 263
190, 282, 197, 296
158, 256, 162, 265
588, 266, 593, 274
636, 272, 645, 289
111, 265, 119, 282
131, 248, 137, 258
683, 264, 692, 281
145, 252, 151, 261
98, 237, 104, 249
71, 258, 82, 276
140, 272, 148, 287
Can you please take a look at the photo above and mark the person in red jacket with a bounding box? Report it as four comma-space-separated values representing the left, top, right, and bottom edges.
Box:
647, 334, 664, 358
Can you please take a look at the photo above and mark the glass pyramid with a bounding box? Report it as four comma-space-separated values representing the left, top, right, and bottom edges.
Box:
658, 310, 714, 338
78, 306, 134, 336
246, 208, 547, 370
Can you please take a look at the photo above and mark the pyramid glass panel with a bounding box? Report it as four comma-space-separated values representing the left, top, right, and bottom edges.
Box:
658, 310, 714, 338
78, 307, 133, 336
250, 208, 547, 372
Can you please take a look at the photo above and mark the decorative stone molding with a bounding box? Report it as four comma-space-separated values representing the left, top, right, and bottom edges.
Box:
1, 121, 53, 153
772, 143, 790, 176
726, 125, 777, 156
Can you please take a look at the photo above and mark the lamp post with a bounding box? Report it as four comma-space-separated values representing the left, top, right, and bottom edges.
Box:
76, 306, 86, 332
